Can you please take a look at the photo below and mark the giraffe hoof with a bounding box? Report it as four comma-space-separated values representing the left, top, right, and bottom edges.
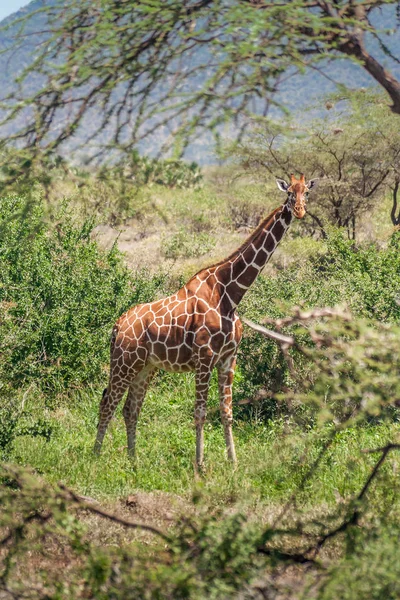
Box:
195, 462, 207, 476
127, 450, 137, 464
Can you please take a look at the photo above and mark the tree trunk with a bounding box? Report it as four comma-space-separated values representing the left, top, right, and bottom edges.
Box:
391, 179, 400, 226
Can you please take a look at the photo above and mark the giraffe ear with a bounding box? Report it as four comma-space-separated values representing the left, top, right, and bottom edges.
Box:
307, 179, 318, 190
276, 178, 290, 192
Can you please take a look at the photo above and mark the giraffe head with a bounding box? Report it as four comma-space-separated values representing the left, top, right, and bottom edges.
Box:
276, 174, 317, 219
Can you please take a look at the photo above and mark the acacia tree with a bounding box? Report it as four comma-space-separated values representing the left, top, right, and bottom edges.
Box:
1, 0, 400, 173
232, 93, 400, 238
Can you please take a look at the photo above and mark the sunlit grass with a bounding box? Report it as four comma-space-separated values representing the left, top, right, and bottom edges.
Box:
9, 378, 400, 510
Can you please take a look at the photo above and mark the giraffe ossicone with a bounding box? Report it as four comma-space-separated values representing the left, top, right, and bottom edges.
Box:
94, 174, 317, 467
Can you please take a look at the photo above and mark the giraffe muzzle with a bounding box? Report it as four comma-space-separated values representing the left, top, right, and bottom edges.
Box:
293, 202, 306, 219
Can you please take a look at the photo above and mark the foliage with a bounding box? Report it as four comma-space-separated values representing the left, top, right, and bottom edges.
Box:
3, 307, 400, 598
1, 0, 400, 177
317, 523, 400, 600
0, 194, 169, 394
108, 152, 203, 189
237, 229, 400, 413
0, 149, 203, 223
0, 399, 20, 460
231, 92, 400, 239
0, 463, 262, 599
162, 228, 216, 260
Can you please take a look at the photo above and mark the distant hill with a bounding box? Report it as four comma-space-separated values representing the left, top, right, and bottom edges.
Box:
0, 1, 50, 95
0, 1, 399, 163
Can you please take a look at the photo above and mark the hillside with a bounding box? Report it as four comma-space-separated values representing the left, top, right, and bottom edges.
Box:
0, 1, 399, 163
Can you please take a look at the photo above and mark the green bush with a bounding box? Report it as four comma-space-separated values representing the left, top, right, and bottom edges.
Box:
236, 230, 400, 415
0, 396, 55, 459
318, 524, 400, 600
162, 228, 216, 260
0, 195, 169, 394
100, 152, 203, 189
0, 464, 261, 599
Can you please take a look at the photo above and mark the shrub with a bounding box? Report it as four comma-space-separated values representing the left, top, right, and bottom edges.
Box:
0, 464, 261, 600
0, 394, 56, 459
236, 230, 400, 415
0, 195, 169, 394
162, 229, 216, 260
228, 195, 265, 231
317, 524, 400, 600
100, 152, 203, 190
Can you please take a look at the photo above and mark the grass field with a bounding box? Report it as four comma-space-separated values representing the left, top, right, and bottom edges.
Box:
9, 377, 400, 510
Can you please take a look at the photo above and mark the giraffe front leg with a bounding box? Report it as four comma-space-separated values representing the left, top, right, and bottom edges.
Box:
122, 365, 155, 460
194, 364, 212, 469
218, 357, 237, 464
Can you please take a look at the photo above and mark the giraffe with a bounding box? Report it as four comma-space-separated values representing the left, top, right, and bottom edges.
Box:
94, 174, 317, 467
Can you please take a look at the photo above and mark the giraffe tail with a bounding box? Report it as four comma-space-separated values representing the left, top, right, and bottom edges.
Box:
110, 325, 118, 357
104, 324, 119, 388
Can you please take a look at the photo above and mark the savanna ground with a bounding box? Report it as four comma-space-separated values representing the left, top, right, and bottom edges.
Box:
2, 144, 400, 598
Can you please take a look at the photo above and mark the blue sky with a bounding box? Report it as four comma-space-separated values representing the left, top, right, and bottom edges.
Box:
0, 0, 30, 22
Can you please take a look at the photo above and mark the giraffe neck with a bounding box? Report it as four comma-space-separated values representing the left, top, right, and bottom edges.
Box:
217, 203, 292, 308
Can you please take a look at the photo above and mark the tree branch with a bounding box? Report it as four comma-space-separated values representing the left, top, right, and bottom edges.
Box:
58, 483, 172, 543
391, 178, 400, 226
340, 38, 400, 114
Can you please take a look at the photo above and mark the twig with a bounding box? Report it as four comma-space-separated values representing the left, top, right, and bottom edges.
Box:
256, 545, 320, 566
362, 443, 400, 454
57, 483, 171, 543
242, 317, 295, 346
19, 383, 34, 414
261, 307, 351, 329
391, 178, 400, 226
311, 443, 400, 554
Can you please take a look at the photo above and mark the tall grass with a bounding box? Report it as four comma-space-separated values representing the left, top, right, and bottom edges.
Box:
9, 380, 400, 508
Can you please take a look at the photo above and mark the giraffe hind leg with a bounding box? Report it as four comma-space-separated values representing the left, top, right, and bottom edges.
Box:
122, 365, 155, 460
95, 323, 149, 455
94, 379, 129, 455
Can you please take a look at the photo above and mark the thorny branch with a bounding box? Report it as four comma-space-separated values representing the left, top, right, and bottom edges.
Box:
242, 307, 351, 372
254, 443, 400, 569
0, 465, 171, 551
309, 443, 400, 555
260, 306, 351, 330
57, 482, 172, 542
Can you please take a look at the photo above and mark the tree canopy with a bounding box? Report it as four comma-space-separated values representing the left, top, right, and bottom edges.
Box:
232, 92, 400, 238
1, 0, 400, 169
